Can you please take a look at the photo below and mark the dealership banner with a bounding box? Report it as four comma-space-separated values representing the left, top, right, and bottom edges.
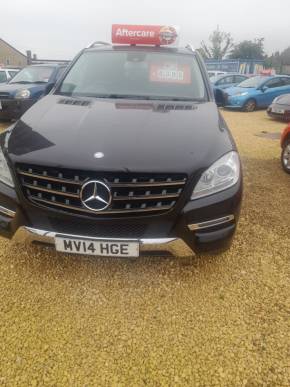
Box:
112, 24, 179, 46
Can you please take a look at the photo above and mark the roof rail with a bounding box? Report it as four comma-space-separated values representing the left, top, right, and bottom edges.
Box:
185, 44, 195, 53
86, 41, 111, 49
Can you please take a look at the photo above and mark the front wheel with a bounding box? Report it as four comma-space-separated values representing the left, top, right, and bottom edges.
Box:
243, 99, 256, 112
281, 139, 290, 174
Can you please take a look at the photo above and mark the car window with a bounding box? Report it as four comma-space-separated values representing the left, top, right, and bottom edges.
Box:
282, 77, 290, 86
217, 76, 234, 85
10, 66, 54, 84
58, 50, 207, 101
235, 75, 247, 83
239, 76, 265, 88
264, 78, 285, 89
8, 71, 18, 78
0, 71, 7, 82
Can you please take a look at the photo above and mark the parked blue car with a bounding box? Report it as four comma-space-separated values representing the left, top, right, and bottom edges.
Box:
223, 75, 290, 112
0, 64, 67, 120
210, 73, 248, 105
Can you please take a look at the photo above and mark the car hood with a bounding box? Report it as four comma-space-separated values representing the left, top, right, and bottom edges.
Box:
7, 95, 234, 176
0, 82, 46, 96
225, 86, 256, 96
274, 93, 290, 105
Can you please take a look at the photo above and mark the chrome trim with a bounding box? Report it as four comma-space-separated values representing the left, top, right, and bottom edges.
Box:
109, 181, 186, 188
18, 171, 83, 185
18, 170, 186, 188
30, 196, 173, 215
0, 205, 16, 218
13, 227, 194, 257
23, 183, 79, 198
114, 193, 179, 201
188, 215, 235, 231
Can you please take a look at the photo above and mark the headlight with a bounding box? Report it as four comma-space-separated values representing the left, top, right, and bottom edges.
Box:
0, 146, 14, 187
15, 89, 31, 99
191, 151, 240, 200
235, 92, 248, 97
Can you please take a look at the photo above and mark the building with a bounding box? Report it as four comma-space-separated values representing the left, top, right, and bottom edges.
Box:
205, 59, 264, 75
0, 38, 27, 68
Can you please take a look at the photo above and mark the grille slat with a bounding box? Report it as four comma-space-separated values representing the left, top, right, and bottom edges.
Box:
22, 183, 79, 198
113, 193, 179, 201
17, 164, 187, 217
18, 171, 84, 186
30, 196, 173, 215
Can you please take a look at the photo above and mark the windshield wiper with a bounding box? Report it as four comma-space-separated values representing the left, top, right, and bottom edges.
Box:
89, 94, 200, 102
146, 96, 200, 102
88, 94, 154, 100
10, 81, 33, 84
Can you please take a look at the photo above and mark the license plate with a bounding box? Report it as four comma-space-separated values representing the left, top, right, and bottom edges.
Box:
55, 236, 140, 257
272, 107, 284, 114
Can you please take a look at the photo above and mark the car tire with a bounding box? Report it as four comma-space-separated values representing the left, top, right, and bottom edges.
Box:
243, 99, 256, 112
281, 139, 290, 174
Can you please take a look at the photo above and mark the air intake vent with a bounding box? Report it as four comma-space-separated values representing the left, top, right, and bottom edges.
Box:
0, 92, 12, 99
17, 164, 187, 217
58, 98, 91, 107
156, 104, 196, 112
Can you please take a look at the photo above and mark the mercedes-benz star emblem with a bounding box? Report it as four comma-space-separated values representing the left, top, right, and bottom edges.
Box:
80, 180, 112, 212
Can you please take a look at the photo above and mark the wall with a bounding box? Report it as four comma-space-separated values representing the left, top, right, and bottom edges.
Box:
0, 39, 27, 68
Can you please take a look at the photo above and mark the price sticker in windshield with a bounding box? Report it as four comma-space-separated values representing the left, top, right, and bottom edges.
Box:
150, 63, 191, 84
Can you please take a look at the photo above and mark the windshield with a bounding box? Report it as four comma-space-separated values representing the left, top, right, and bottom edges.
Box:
238, 76, 266, 89
58, 50, 207, 101
10, 66, 54, 84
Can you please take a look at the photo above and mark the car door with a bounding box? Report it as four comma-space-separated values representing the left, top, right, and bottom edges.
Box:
259, 77, 286, 107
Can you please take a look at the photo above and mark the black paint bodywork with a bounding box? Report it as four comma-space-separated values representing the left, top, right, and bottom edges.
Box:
0, 46, 243, 255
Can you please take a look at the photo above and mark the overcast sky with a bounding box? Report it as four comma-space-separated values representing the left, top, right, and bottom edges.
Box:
2, 0, 290, 60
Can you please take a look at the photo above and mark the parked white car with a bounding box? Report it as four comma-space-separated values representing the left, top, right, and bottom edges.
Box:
0, 68, 19, 83
208, 70, 228, 78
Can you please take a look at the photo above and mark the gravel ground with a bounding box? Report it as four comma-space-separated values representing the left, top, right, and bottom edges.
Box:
0, 111, 289, 386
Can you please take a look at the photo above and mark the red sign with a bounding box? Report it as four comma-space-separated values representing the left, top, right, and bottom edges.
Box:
112, 24, 178, 46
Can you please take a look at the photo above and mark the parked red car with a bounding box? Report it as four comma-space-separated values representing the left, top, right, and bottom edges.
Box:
281, 123, 290, 173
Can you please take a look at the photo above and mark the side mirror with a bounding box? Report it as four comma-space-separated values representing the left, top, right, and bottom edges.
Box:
260, 85, 268, 93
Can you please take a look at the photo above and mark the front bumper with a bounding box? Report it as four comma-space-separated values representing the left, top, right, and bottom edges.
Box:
0, 99, 36, 120
0, 176, 242, 256
221, 92, 245, 109
10, 215, 236, 257
267, 105, 290, 121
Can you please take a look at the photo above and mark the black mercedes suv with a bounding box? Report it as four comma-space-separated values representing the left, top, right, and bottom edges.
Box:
0, 42, 242, 258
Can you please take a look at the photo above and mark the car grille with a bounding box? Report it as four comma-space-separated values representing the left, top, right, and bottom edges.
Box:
48, 218, 149, 238
17, 164, 187, 217
0, 92, 12, 99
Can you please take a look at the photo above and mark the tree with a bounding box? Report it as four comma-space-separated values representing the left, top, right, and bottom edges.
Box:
265, 47, 290, 73
281, 47, 290, 64
229, 38, 265, 59
200, 27, 233, 60
196, 47, 208, 60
